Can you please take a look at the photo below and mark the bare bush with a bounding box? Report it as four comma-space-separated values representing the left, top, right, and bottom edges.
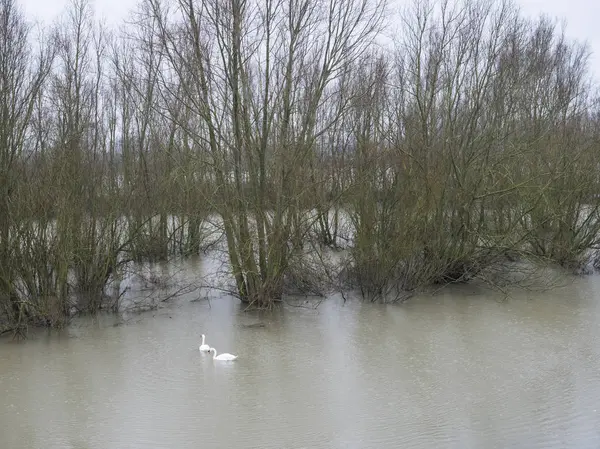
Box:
3, 0, 600, 332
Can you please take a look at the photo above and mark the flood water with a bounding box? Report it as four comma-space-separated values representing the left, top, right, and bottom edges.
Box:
2, 260, 600, 448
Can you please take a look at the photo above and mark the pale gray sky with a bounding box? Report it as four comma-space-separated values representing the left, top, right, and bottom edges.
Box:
20, 0, 600, 78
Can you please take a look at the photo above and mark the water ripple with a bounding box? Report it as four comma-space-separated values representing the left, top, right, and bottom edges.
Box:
3, 276, 600, 448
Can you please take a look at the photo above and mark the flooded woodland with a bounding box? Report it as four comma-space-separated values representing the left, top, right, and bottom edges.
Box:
2, 0, 600, 446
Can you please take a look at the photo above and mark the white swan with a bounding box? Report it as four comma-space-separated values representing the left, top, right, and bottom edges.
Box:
199, 334, 210, 352
209, 347, 238, 361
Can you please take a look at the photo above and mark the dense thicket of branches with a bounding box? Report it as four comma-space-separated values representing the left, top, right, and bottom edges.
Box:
2, 0, 600, 330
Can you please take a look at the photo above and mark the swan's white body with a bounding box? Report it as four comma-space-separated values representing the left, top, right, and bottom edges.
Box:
209, 347, 238, 361
199, 334, 210, 352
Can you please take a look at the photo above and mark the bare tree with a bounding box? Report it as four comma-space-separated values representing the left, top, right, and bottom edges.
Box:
0, 0, 54, 326
146, 0, 386, 307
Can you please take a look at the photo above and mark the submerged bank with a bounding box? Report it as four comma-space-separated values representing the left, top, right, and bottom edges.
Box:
1, 235, 595, 338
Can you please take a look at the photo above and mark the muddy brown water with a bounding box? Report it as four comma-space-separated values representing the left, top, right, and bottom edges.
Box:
2, 262, 600, 448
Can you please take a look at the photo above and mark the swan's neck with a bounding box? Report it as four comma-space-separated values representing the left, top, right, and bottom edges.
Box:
211, 349, 218, 359
201, 335, 205, 345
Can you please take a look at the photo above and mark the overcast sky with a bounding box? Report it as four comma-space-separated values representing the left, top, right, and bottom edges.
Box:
19, 0, 600, 79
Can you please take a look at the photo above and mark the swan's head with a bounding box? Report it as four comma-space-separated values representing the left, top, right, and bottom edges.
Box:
201, 334, 205, 339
